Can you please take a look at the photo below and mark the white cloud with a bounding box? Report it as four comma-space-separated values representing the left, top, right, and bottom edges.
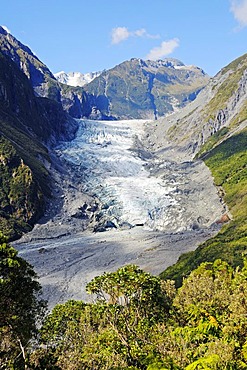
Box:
1, 25, 11, 34
146, 38, 180, 60
134, 28, 146, 37
230, 0, 247, 27
111, 27, 130, 45
111, 26, 160, 45
134, 28, 160, 39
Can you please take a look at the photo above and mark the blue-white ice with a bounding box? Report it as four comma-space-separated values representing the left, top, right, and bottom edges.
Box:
55, 119, 177, 230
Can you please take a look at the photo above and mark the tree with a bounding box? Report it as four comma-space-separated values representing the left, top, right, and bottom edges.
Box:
32, 266, 175, 370
86, 265, 175, 369
32, 261, 247, 369
0, 232, 46, 369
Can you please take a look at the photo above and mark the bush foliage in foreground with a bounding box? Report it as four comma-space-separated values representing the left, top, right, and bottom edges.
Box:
2, 238, 247, 369
27, 261, 247, 370
0, 233, 46, 369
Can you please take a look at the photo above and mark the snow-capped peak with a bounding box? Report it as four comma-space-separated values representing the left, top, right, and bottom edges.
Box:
54, 70, 101, 87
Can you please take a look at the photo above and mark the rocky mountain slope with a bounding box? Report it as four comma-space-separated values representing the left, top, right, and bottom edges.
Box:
0, 26, 56, 96
0, 49, 76, 240
0, 26, 209, 120
83, 58, 209, 120
145, 53, 247, 156
149, 53, 247, 284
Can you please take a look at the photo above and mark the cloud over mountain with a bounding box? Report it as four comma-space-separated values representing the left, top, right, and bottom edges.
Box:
146, 38, 180, 60
111, 26, 160, 45
230, 0, 247, 27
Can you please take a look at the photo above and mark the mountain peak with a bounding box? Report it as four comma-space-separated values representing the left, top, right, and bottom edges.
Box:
83, 57, 209, 119
147, 58, 185, 68
0, 25, 8, 35
129, 57, 185, 69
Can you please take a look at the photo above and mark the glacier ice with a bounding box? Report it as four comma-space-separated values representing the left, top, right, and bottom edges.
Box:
55, 119, 178, 231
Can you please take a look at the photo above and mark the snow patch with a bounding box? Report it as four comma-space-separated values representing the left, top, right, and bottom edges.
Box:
55, 71, 102, 87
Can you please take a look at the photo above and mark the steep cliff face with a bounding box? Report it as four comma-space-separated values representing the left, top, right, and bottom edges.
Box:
0, 50, 76, 240
145, 53, 247, 157
0, 50, 76, 144
0, 26, 56, 95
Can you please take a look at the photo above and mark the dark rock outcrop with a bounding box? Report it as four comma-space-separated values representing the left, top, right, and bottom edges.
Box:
0, 49, 76, 240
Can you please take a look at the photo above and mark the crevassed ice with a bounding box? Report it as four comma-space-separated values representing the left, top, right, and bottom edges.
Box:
55, 119, 177, 230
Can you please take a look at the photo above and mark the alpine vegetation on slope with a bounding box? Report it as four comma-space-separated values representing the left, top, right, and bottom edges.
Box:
159, 54, 247, 284
83, 58, 209, 120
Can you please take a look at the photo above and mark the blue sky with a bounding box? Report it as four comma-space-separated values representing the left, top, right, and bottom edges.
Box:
1, 0, 247, 76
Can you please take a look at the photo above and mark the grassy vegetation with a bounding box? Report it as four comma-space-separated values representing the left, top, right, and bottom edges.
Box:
161, 128, 247, 286
196, 126, 230, 157
204, 54, 247, 121
221, 52, 247, 74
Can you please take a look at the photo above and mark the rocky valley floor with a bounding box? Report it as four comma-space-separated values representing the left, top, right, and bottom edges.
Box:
14, 119, 225, 308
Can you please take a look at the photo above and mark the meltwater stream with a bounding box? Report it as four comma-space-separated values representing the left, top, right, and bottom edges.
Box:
15, 119, 225, 308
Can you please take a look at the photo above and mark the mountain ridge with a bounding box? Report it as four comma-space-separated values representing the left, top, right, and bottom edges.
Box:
0, 26, 209, 120
83, 57, 209, 120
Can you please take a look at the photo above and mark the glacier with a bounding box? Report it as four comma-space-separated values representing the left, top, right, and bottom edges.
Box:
54, 119, 222, 233
14, 119, 225, 308
55, 119, 178, 231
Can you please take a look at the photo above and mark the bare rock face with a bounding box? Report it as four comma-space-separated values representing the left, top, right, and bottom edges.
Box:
144, 53, 247, 157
